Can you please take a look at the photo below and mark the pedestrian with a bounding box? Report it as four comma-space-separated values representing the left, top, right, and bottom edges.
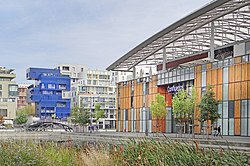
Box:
213, 125, 217, 136
216, 125, 221, 137
88, 125, 91, 133
95, 125, 98, 132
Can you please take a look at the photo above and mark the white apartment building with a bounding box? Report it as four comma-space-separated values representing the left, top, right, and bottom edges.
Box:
0, 67, 18, 120
110, 67, 156, 85
57, 64, 116, 130
57, 64, 88, 84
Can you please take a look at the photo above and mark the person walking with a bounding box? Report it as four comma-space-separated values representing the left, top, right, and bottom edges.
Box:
213, 125, 217, 136
216, 125, 221, 137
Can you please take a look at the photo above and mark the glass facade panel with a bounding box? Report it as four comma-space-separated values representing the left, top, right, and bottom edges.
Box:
166, 108, 172, 133
222, 119, 228, 135
201, 72, 206, 87
241, 100, 247, 136
165, 78, 168, 84
190, 72, 194, 79
181, 75, 184, 81
218, 61, 223, 68
201, 64, 206, 72
248, 100, 250, 136
223, 84, 228, 100
222, 101, 228, 135
223, 67, 228, 84
229, 118, 234, 135
212, 62, 217, 69
177, 75, 180, 82
223, 101, 228, 118
169, 77, 173, 83
169, 71, 172, 77
173, 76, 176, 82
177, 69, 180, 75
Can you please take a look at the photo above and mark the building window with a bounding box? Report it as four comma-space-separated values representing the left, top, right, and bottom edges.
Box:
0, 84, 2, 90
58, 84, 66, 90
57, 102, 66, 107
48, 84, 55, 89
9, 85, 18, 96
0, 109, 7, 116
242, 55, 249, 62
62, 66, 69, 71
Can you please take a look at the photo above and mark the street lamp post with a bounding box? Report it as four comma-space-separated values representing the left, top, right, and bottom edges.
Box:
90, 96, 93, 133
145, 108, 148, 136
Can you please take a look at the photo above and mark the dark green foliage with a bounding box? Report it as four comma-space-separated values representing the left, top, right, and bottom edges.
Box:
150, 93, 167, 118
94, 103, 105, 121
71, 107, 90, 125
198, 85, 220, 124
172, 89, 196, 118
15, 111, 28, 125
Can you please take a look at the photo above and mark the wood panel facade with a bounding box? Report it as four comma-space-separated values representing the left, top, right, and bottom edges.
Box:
116, 54, 250, 136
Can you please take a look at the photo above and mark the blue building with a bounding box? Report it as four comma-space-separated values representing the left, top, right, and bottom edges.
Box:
26, 68, 71, 120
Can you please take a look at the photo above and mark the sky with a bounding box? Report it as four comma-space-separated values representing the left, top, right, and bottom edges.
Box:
0, 0, 212, 83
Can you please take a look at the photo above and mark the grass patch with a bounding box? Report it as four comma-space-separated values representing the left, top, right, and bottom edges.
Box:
0, 138, 249, 166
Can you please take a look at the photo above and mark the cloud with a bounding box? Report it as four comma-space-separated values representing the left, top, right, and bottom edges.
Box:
0, 0, 211, 83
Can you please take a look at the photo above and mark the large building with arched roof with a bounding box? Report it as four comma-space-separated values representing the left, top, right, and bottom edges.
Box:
107, 0, 250, 136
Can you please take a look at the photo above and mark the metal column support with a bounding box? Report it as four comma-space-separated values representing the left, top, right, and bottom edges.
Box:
133, 67, 136, 79
210, 21, 215, 61
163, 47, 167, 71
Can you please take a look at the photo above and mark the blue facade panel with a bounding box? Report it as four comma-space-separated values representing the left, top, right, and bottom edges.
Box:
27, 68, 70, 120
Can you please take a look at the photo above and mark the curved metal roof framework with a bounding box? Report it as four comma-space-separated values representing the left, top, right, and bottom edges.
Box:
107, 0, 250, 71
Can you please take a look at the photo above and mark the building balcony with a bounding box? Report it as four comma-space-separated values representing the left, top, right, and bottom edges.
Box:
0, 73, 16, 80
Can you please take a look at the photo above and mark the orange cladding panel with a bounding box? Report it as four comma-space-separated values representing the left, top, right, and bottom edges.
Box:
235, 101, 241, 136
211, 69, 217, 85
229, 66, 234, 83
217, 85, 222, 101
241, 81, 247, 99
242, 63, 247, 81
217, 68, 223, 85
235, 64, 241, 82
248, 63, 250, 80
195, 72, 201, 88
248, 81, 250, 98
228, 83, 235, 100
206, 70, 212, 86
235, 82, 241, 100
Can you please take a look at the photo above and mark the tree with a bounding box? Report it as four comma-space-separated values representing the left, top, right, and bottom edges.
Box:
94, 103, 105, 122
21, 105, 35, 116
172, 88, 197, 136
15, 111, 28, 125
150, 93, 167, 133
70, 107, 90, 132
198, 85, 219, 134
